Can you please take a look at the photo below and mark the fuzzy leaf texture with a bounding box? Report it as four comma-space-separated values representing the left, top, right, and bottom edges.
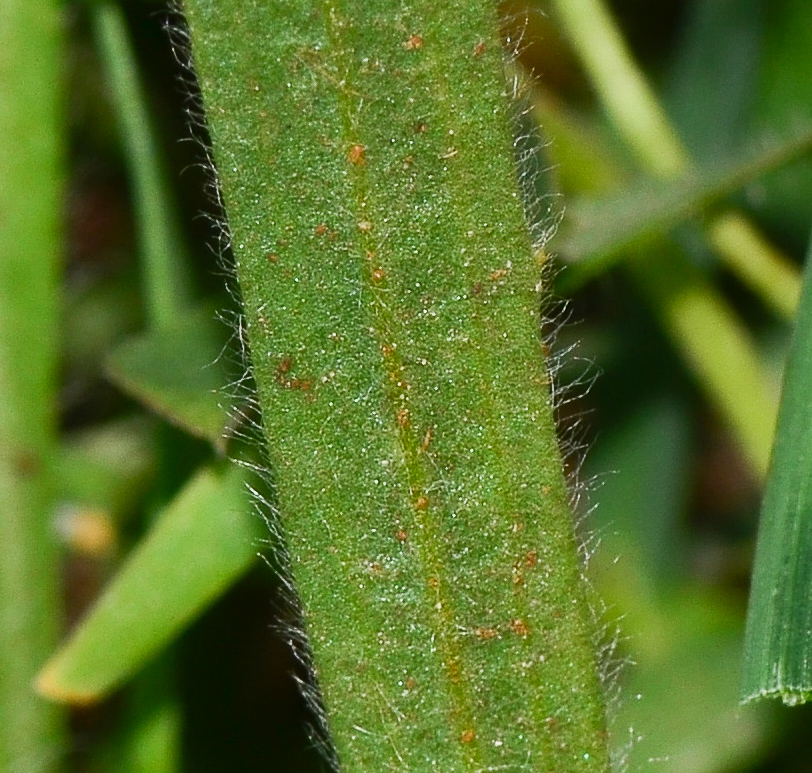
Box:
181, 2, 610, 771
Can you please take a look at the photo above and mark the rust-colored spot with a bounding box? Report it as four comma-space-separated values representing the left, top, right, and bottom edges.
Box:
403, 154, 414, 167
524, 550, 538, 568
396, 529, 408, 542
489, 268, 508, 281
509, 618, 530, 636
414, 495, 429, 510
369, 561, 383, 576
472, 281, 483, 296
278, 356, 292, 374
473, 40, 486, 57
460, 729, 475, 743
314, 223, 328, 236
413, 121, 427, 133
348, 144, 366, 165
475, 626, 498, 640
396, 407, 410, 428
419, 427, 432, 454
405, 677, 416, 689
288, 377, 312, 392
381, 343, 394, 357
266, 252, 279, 263
404, 34, 423, 50
371, 267, 385, 282
512, 573, 524, 586
427, 576, 439, 588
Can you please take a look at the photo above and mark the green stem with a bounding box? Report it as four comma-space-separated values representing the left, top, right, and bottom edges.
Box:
92, 0, 191, 330
183, 1, 609, 770
0, 0, 64, 769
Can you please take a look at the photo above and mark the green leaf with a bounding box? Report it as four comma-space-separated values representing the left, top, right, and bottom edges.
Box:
183, 1, 611, 770
36, 464, 259, 703
556, 125, 812, 286
106, 309, 236, 452
742, 233, 812, 706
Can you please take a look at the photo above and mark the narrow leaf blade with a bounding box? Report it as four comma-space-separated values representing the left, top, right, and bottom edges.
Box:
37, 464, 258, 703
742, 234, 812, 705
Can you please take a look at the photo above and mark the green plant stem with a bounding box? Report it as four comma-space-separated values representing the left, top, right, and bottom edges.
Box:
549, 0, 688, 176
91, 0, 191, 330
546, 0, 779, 478
707, 211, 801, 321
0, 0, 64, 769
183, 1, 609, 770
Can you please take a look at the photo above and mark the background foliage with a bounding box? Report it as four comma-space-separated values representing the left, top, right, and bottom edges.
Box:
4, 0, 812, 770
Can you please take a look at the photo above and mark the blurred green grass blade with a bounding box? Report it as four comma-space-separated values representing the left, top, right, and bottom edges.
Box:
36, 464, 259, 703
0, 0, 65, 768
742, 236, 812, 706
549, 0, 688, 176
91, 0, 192, 329
629, 243, 776, 480
557, 125, 812, 285
106, 309, 236, 452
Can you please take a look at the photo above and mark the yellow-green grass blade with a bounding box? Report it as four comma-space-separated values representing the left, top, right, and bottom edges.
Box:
37, 464, 259, 703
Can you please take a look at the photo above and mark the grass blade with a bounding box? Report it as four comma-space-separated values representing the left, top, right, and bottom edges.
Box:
36, 464, 259, 703
742, 234, 812, 706
0, 0, 65, 768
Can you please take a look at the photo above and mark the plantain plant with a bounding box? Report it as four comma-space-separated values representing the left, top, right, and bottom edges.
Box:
11, 0, 812, 771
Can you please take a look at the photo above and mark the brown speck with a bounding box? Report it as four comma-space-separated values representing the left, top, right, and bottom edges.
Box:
348, 144, 366, 165
314, 223, 328, 236
404, 34, 423, 50
413, 121, 427, 133
403, 154, 414, 167
472, 281, 483, 296
427, 576, 439, 588
524, 550, 538, 568
372, 267, 385, 282
419, 427, 432, 453
473, 40, 486, 57
475, 627, 498, 640
405, 677, 416, 689
396, 407, 410, 427
396, 529, 408, 542
266, 252, 279, 263
460, 729, 475, 743
381, 343, 394, 357
278, 356, 292, 374
509, 618, 530, 636
414, 495, 429, 510
489, 268, 508, 281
